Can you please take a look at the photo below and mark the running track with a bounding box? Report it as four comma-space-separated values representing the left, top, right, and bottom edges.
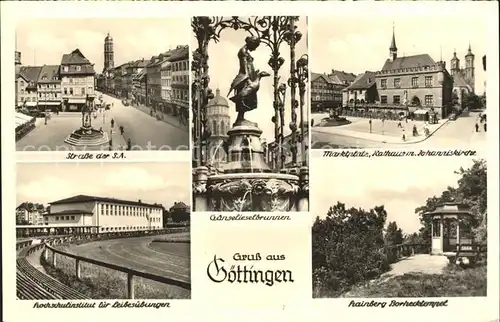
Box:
68, 235, 190, 283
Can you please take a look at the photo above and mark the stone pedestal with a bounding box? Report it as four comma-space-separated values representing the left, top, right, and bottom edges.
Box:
192, 166, 209, 211
196, 119, 308, 212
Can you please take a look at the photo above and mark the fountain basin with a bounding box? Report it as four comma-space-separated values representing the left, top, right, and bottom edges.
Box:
207, 172, 300, 212
318, 116, 351, 127
64, 127, 109, 146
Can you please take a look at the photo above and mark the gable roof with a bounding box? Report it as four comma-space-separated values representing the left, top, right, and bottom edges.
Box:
453, 73, 473, 92
167, 45, 189, 62
17, 66, 42, 83
381, 54, 436, 71
330, 70, 357, 83
49, 194, 164, 209
311, 72, 333, 84
347, 71, 377, 90
61, 48, 91, 65
170, 201, 189, 211
38, 65, 60, 83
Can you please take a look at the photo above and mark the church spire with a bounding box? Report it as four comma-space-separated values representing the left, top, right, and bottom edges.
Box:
390, 23, 397, 52
389, 23, 397, 61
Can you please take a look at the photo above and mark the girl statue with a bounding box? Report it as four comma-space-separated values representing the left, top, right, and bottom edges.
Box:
228, 36, 270, 124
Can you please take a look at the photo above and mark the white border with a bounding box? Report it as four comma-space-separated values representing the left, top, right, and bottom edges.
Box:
2, 2, 499, 322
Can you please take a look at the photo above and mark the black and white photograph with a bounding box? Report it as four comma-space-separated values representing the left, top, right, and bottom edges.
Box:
191, 16, 310, 212
311, 156, 487, 298
16, 162, 191, 300
310, 11, 487, 149
15, 18, 189, 152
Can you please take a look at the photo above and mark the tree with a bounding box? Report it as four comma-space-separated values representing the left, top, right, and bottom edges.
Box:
312, 202, 389, 296
463, 92, 483, 110
414, 159, 487, 243
385, 221, 403, 246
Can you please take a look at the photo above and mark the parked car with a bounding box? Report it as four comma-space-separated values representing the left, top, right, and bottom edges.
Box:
448, 113, 457, 121
105, 104, 111, 111
122, 99, 130, 106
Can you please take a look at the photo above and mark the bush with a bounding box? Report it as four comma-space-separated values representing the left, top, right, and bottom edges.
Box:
312, 203, 389, 297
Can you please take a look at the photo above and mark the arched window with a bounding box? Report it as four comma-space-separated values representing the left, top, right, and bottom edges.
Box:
220, 120, 225, 135
212, 120, 218, 134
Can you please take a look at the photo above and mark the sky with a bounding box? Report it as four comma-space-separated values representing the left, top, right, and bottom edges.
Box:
16, 162, 190, 209
311, 156, 479, 234
194, 16, 309, 142
311, 9, 489, 94
16, 18, 189, 73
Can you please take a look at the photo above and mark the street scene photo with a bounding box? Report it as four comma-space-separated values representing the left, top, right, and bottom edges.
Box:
310, 10, 487, 149
191, 16, 310, 212
15, 18, 189, 152
311, 156, 487, 298
16, 162, 191, 300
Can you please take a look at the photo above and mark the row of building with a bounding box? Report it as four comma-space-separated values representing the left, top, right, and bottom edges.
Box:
15, 49, 96, 112
16, 194, 190, 233
96, 33, 189, 117
312, 28, 483, 119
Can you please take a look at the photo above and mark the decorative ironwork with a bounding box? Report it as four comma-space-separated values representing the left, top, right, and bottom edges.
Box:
191, 16, 305, 170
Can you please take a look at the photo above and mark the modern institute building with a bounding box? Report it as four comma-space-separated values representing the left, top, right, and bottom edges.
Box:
45, 195, 164, 233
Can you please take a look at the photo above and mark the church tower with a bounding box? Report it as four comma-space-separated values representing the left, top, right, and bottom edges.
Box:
104, 33, 114, 72
464, 43, 475, 92
450, 49, 460, 77
389, 25, 398, 61
206, 89, 231, 167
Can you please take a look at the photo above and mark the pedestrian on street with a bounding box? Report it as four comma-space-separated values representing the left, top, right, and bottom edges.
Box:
484, 122, 487, 132
369, 119, 372, 133
111, 118, 115, 128
402, 128, 406, 142
127, 138, 132, 151
397, 121, 402, 128
475, 123, 479, 132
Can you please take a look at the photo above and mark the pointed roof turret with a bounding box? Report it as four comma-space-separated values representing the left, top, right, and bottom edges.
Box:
466, 42, 474, 57
390, 24, 397, 52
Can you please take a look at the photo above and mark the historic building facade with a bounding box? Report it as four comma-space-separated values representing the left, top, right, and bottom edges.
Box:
170, 45, 189, 116
46, 195, 164, 233
206, 89, 231, 167
343, 71, 378, 106
161, 60, 172, 114
146, 55, 163, 109
16, 66, 42, 109
374, 29, 454, 118
37, 65, 62, 112
311, 70, 355, 112
60, 49, 96, 111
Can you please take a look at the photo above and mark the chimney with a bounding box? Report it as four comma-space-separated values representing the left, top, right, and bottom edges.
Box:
138, 199, 142, 203
216, 88, 221, 96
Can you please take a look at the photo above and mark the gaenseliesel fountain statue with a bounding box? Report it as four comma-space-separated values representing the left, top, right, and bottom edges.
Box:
64, 96, 109, 146
192, 16, 309, 212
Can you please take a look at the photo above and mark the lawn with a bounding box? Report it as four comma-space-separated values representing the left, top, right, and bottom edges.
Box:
335, 263, 487, 298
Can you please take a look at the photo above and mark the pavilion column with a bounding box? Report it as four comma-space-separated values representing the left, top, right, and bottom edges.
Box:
439, 215, 444, 254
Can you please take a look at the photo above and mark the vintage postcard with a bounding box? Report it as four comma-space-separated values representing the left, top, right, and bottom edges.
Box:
1, 1, 499, 322
310, 13, 488, 150
15, 18, 189, 152
191, 16, 310, 212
